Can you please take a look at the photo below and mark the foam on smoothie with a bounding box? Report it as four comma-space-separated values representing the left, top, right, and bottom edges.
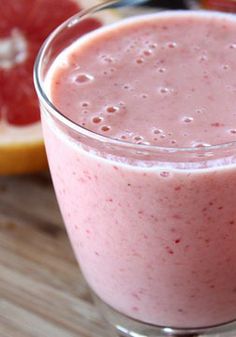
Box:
48, 11, 236, 149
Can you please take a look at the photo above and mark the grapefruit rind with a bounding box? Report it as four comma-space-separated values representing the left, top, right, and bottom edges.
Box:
0, 120, 47, 174
0, 120, 42, 145
0, 140, 47, 175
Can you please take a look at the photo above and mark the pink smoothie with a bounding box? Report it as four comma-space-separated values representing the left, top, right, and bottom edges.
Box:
43, 12, 236, 328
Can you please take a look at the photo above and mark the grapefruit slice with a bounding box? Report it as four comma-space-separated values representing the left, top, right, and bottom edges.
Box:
0, 0, 103, 175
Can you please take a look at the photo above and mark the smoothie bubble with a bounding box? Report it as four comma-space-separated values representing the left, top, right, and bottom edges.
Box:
100, 55, 114, 63
195, 108, 204, 114
75, 73, 94, 84
221, 64, 230, 71
229, 43, 236, 49
153, 129, 163, 135
229, 129, 236, 134
92, 116, 103, 124
106, 106, 119, 113
143, 49, 152, 56
160, 171, 170, 178
81, 102, 89, 107
183, 117, 194, 123
157, 67, 166, 73
136, 58, 144, 64
166, 41, 177, 48
104, 57, 114, 63
141, 93, 148, 99
149, 43, 157, 49
123, 84, 131, 90
133, 135, 144, 142
101, 125, 111, 132
159, 87, 171, 95
199, 54, 208, 62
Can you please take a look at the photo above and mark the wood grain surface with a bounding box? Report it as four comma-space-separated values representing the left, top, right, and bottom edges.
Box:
0, 173, 108, 337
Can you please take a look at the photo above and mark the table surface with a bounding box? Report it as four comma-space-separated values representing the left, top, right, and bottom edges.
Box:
0, 173, 107, 337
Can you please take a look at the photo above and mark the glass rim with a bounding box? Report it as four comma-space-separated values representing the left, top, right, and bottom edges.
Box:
33, 1, 236, 155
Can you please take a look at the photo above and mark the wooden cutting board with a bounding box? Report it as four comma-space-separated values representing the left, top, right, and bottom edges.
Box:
0, 173, 108, 337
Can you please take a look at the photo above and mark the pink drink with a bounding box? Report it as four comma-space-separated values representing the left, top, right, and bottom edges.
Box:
43, 12, 236, 328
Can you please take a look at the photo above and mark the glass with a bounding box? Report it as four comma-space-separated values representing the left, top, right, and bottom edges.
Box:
34, 1, 236, 336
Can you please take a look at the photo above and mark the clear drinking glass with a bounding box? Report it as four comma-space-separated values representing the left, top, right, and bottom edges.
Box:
34, 1, 236, 336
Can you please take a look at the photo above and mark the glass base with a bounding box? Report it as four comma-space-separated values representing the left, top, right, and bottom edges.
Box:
93, 294, 236, 337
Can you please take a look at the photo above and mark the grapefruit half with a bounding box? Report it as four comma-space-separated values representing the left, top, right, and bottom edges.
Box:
0, 0, 103, 175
